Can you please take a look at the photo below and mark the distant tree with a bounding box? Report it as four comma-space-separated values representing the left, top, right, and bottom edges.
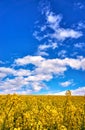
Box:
65, 90, 71, 96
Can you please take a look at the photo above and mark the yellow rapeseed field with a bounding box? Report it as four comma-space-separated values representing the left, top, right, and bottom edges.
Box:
0, 94, 85, 130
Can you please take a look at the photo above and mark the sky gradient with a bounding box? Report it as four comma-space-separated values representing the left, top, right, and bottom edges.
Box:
0, 0, 85, 95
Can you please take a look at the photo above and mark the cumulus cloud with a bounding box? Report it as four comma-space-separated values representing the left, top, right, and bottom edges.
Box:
14, 55, 45, 66
0, 67, 31, 79
0, 55, 85, 94
15, 55, 85, 71
0, 67, 16, 79
0, 67, 15, 74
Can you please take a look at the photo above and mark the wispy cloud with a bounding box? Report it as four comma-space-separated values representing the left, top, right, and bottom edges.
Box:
72, 87, 85, 95
60, 80, 73, 87
37, 42, 58, 56
51, 28, 82, 41
34, 9, 83, 42
58, 50, 67, 58
0, 60, 4, 64
37, 51, 49, 56
46, 11, 62, 28
47, 87, 85, 95
77, 22, 85, 29
46, 11, 82, 40
74, 42, 85, 49
74, 2, 85, 9
38, 43, 58, 51
33, 8, 83, 57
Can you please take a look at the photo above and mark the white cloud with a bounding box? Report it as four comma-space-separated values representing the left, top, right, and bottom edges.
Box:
15, 55, 45, 66
39, 44, 51, 50
0, 77, 27, 91
15, 69, 31, 77
41, 25, 47, 31
60, 80, 73, 87
0, 60, 4, 64
37, 42, 57, 56
33, 31, 44, 41
51, 28, 82, 41
34, 59, 66, 76
58, 50, 67, 58
77, 22, 85, 29
46, 10, 82, 41
34, 9, 83, 56
74, 43, 85, 49
70, 52, 78, 57
80, 58, 85, 70
52, 42, 58, 49
0, 73, 6, 79
33, 31, 48, 41
37, 51, 49, 56
38, 42, 57, 51
72, 87, 85, 95
0, 67, 16, 79
14, 56, 85, 93
0, 74, 48, 94
15, 55, 85, 71
48, 87, 85, 95
46, 11, 62, 27
0, 67, 31, 79
48, 90, 66, 95
74, 2, 84, 9
0, 67, 15, 74
1, 55, 85, 94
31, 82, 46, 92
69, 58, 85, 70
25, 74, 52, 82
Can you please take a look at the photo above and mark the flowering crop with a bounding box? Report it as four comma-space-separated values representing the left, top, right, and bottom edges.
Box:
0, 94, 85, 130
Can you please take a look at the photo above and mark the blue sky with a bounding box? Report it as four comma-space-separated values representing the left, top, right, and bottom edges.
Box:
0, 0, 85, 95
